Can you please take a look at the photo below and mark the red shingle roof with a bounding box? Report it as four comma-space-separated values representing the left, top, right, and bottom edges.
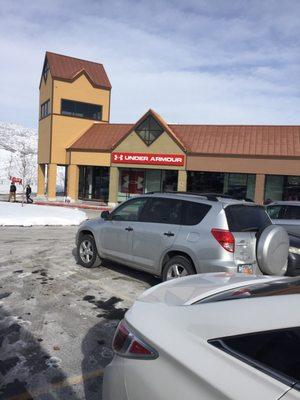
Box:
170, 124, 300, 157
69, 123, 132, 151
45, 52, 111, 89
69, 114, 300, 158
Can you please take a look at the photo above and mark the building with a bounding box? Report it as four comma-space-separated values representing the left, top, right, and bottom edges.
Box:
38, 52, 300, 206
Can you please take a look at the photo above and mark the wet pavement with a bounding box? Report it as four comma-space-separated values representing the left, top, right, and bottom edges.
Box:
0, 226, 159, 399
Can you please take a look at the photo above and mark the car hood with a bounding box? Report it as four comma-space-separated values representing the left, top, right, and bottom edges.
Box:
137, 272, 280, 306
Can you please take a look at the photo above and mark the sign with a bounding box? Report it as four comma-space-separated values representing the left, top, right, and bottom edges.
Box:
10, 176, 22, 185
111, 152, 185, 166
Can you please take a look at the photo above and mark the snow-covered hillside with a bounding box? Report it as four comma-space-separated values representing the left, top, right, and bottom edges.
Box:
0, 122, 37, 194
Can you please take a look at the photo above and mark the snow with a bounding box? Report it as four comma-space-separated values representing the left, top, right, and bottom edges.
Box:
0, 121, 37, 194
0, 203, 87, 226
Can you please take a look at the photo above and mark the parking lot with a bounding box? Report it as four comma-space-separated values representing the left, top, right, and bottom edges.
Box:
0, 223, 159, 400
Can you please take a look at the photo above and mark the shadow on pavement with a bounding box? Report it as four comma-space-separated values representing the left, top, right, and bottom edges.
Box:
0, 304, 80, 400
81, 316, 124, 400
72, 247, 161, 287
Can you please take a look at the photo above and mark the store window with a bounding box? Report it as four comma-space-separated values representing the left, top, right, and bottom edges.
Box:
265, 175, 300, 202
135, 115, 164, 146
187, 172, 256, 200
78, 166, 109, 201
118, 168, 178, 202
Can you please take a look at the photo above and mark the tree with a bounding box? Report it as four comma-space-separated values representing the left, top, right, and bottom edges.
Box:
14, 143, 36, 206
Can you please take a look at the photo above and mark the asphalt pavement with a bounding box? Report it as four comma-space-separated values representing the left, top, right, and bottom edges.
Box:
0, 225, 159, 399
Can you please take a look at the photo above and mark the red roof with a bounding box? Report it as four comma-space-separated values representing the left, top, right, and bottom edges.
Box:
69, 115, 300, 158
45, 52, 111, 90
70, 123, 132, 151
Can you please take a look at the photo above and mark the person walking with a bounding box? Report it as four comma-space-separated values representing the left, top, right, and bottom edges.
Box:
26, 184, 33, 204
9, 182, 17, 202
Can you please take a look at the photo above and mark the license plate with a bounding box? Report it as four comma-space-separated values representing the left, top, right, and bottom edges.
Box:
237, 264, 254, 275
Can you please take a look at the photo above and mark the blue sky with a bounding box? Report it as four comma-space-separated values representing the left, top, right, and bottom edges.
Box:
0, 0, 299, 128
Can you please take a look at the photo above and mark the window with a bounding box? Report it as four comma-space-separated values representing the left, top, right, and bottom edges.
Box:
209, 326, 300, 386
61, 99, 102, 121
225, 204, 271, 232
135, 115, 164, 146
111, 198, 148, 222
40, 100, 50, 119
266, 205, 285, 219
42, 61, 49, 82
182, 201, 211, 226
140, 198, 182, 224
265, 175, 300, 202
285, 206, 300, 220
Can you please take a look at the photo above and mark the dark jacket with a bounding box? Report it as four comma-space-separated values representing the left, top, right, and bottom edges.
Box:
26, 186, 32, 196
10, 184, 16, 193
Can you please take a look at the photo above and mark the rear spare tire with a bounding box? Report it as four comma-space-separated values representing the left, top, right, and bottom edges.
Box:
257, 225, 289, 276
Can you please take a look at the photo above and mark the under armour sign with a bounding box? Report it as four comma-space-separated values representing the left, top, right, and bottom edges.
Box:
111, 152, 185, 166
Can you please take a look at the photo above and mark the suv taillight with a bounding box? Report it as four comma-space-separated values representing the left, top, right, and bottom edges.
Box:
211, 228, 235, 253
112, 320, 158, 359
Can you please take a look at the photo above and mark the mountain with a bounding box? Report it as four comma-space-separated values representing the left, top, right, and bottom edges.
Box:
0, 122, 37, 194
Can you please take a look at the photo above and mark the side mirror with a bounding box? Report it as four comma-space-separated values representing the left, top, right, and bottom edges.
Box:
101, 210, 110, 220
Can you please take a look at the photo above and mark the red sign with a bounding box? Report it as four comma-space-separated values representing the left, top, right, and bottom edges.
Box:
111, 152, 185, 166
10, 176, 22, 185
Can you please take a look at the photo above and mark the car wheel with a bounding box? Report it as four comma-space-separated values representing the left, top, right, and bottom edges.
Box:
77, 234, 100, 268
162, 255, 195, 281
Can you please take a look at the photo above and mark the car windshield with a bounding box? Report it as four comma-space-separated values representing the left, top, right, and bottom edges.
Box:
196, 278, 300, 304
225, 204, 271, 232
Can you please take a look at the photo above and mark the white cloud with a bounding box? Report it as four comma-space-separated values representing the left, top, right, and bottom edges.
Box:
0, 0, 299, 127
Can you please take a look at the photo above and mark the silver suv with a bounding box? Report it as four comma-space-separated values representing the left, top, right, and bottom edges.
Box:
76, 193, 289, 280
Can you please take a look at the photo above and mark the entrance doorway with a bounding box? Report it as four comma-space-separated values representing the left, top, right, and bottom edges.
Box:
78, 166, 109, 202
118, 168, 178, 202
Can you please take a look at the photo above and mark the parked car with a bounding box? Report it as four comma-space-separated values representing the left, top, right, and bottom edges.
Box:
103, 273, 300, 400
266, 201, 300, 235
76, 193, 289, 281
286, 233, 300, 276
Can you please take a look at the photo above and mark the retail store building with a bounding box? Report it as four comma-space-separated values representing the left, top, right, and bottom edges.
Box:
38, 52, 300, 205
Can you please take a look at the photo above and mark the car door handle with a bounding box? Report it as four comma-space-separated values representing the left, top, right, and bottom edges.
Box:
125, 226, 133, 231
164, 231, 175, 237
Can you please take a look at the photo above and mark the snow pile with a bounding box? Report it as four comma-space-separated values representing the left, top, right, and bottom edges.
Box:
0, 122, 37, 194
0, 203, 87, 226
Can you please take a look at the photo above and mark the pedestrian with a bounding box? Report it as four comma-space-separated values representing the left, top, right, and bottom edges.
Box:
26, 184, 33, 204
9, 181, 16, 202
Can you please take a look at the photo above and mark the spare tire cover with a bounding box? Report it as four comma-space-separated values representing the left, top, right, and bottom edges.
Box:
257, 225, 289, 275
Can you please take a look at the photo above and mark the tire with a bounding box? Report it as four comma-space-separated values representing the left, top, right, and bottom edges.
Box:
162, 255, 195, 282
77, 234, 101, 268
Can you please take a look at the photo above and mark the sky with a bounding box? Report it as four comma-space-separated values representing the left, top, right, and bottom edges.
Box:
0, 0, 299, 128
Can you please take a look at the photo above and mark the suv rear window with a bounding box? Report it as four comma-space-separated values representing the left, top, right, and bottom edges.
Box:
182, 201, 211, 226
225, 204, 271, 232
209, 327, 300, 386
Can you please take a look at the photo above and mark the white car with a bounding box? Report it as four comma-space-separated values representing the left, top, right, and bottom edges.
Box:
103, 273, 300, 400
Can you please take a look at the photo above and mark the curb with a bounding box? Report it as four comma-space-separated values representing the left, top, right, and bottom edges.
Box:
34, 201, 110, 211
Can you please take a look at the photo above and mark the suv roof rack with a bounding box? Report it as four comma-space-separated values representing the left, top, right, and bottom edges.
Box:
145, 191, 219, 202
144, 191, 254, 203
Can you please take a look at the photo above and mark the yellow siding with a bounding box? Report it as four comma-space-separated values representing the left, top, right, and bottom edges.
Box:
52, 74, 110, 121
39, 73, 53, 108
38, 117, 51, 164
69, 151, 110, 166
50, 115, 95, 164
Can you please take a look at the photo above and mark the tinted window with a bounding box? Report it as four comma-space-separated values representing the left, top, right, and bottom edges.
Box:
140, 198, 181, 224
210, 327, 300, 385
266, 205, 285, 219
182, 201, 211, 226
135, 115, 164, 146
111, 198, 147, 222
225, 205, 271, 232
285, 206, 300, 220
41, 99, 50, 119
61, 99, 102, 120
